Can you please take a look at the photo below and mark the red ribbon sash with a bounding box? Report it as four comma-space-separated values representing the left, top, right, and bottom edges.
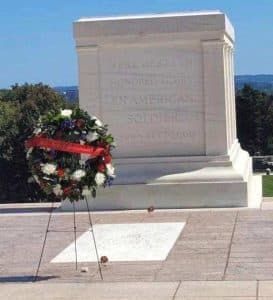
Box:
25, 136, 107, 158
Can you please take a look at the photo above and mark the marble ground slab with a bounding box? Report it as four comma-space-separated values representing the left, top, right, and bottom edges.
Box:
51, 222, 185, 263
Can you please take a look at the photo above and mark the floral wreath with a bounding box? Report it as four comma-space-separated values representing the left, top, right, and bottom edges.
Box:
25, 108, 115, 202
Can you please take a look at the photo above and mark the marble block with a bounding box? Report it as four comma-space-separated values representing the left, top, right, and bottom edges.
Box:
51, 223, 185, 262
62, 11, 261, 210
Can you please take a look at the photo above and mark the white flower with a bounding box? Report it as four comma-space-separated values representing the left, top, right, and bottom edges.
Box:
61, 109, 73, 118
33, 128, 41, 135
27, 176, 35, 183
95, 172, 106, 186
33, 175, 40, 184
106, 163, 115, 177
92, 116, 103, 127
53, 184, 63, 196
82, 185, 91, 197
71, 169, 86, 181
26, 147, 33, 159
80, 154, 90, 167
43, 176, 54, 181
86, 131, 99, 142
41, 163, 57, 175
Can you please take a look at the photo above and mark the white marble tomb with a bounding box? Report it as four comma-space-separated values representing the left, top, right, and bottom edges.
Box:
62, 11, 261, 210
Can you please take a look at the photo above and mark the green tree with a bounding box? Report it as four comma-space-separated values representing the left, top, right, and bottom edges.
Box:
236, 85, 273, 155
0, 101, 20, 202
0, 101, 19, 158
0, 83, 66, 202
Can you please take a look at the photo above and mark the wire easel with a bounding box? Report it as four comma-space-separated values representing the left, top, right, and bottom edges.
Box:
72, 201, 78, 270
72, 198, 103, 280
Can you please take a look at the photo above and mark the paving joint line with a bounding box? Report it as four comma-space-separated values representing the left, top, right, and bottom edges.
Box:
48, 229, 90, 233
153, 212, 191, 281
222, 211, 239, 280
172, 280, 182, 300
256, 280, 259, 300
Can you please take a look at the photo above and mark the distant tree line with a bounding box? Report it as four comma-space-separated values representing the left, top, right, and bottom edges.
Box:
235, 75, 273, 94
0, 83, 272, 203
236, 85, 273, 155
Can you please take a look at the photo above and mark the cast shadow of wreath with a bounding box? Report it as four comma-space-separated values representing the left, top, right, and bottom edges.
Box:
0, 207, 55, 214
0, 275, 59, 283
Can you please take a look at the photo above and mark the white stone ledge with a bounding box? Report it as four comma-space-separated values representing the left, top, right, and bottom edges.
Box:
77, 11, 222, 22
74, 11, 234, 41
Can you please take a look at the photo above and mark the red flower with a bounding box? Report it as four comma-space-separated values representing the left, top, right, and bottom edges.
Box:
96, 141, 107, 148
75, 119, 85, 128
38, 132, 48, 138
56, 169, 65, 176
97, 163, 106, 172
63, 186, 73, 196
103, 154, 112, 164
55, 131, 63, 138
35, 164, 41, 171
39, 181, 46, 188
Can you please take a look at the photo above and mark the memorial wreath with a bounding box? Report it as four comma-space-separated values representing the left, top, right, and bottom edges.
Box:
25, 108, 115, 202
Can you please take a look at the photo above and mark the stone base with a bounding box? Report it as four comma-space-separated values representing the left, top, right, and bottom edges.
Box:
61, 142, 262, 211
61, 175, 261, 211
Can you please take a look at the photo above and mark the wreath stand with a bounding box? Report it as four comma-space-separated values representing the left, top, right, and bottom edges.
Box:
72, 198, 103, 280
25, 108, 115, 281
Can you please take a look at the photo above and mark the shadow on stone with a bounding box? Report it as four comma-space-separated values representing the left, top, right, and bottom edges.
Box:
0, 275, 59, 283
0, 207, 55, 214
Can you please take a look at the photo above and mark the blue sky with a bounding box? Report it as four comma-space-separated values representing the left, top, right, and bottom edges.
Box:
0, 0, 272, 88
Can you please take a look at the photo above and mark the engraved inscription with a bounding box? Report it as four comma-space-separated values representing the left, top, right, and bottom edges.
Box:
121, 130, 199, 142
112, 58, 172, 70
127, 111, 202, 123
110, 77, 184, 88
99, 45, 205, 156
104, 95, 198, 106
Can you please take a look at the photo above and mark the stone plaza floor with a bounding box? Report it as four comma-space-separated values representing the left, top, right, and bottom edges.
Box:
2, 200, 273, 299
